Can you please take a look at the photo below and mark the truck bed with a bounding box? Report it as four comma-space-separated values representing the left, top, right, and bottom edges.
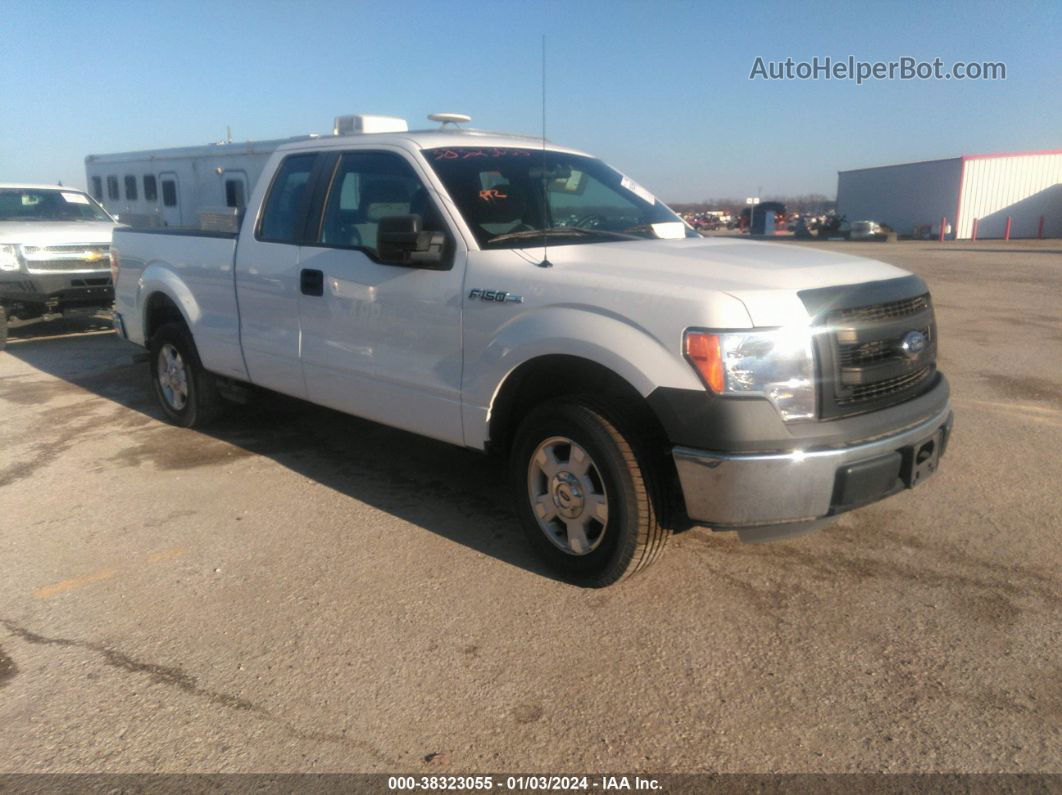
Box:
113, 227, 247, 381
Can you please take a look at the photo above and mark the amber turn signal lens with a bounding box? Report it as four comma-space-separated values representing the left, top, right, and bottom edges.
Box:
684, 332, 725, 393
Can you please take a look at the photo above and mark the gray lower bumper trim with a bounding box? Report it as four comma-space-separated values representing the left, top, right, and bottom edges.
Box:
673, 404, 953, 527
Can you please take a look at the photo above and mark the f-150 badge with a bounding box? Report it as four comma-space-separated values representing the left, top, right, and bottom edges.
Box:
468, 289, 524, 304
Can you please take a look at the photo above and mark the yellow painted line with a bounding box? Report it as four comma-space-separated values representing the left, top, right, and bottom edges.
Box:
146, 547, 186, 564
34, 568, 117, 599
33, 547, 188, 599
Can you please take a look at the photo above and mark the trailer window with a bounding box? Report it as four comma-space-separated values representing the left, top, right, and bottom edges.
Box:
225, 179, 245, 209
258, 154, 316, 243
144, 175, 157, 202
124, 176, 138, 201
107, 176, 119, 200
91, 176, 103, 201
161, 180, 177, 207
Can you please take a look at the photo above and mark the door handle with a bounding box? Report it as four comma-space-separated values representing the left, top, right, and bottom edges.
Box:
300, 269, 324, 297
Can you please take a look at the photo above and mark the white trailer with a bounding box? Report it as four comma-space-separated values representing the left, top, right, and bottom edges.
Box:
84, 114, 407, 228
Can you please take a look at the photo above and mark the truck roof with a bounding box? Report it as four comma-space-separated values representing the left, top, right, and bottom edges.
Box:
275, 127, 590, 157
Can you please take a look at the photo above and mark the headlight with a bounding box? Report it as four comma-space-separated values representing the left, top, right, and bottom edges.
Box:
0, 244, 21, 272
684, 328, 817, 422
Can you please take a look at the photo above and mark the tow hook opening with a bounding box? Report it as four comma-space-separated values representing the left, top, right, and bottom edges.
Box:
916, 439, 935, 465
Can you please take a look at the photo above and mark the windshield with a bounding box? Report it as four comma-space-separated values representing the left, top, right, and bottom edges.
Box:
0, 188, 112, 222
424, 147, 696, 248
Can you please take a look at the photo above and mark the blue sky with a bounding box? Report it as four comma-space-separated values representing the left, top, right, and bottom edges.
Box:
2, 0, 1058, 201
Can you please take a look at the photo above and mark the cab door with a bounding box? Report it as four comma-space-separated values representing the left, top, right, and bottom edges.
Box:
235, 152, 322, 398
296, 149, 466, 446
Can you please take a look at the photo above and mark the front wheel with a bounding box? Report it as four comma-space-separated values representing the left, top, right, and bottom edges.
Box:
149, 322, 222, 427
510, 398, 671, 587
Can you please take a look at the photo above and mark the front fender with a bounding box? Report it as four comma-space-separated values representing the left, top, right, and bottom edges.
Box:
462, 305, 706, 449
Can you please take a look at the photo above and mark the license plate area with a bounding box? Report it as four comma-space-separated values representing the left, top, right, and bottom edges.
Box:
902, 430, 943, 488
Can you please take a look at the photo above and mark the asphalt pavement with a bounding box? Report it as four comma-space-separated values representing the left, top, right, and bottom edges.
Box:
0, 240, 1059, 774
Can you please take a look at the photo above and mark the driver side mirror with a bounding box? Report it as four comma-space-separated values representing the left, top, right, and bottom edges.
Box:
377, 214, 446, 269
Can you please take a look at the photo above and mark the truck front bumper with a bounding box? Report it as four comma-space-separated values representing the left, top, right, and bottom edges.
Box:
673, 402, 953, 535
0, 272, 113, 315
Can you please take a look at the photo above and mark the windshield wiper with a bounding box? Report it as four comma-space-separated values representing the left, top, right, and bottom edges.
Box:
487, 226, 640, 244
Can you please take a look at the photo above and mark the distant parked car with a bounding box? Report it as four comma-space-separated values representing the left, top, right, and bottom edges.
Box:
0, 184, 118, 347
850, 220, 892, 241
817, 214, 850, 239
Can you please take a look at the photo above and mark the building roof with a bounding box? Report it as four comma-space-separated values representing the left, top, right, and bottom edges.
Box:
839, 149, 1062, 174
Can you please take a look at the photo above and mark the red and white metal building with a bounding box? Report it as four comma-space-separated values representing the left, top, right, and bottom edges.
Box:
836, 150, 1062, 239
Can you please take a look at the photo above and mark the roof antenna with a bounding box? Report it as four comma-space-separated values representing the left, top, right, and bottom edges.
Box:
538, 33, 552, 268
428, 112, 472, 129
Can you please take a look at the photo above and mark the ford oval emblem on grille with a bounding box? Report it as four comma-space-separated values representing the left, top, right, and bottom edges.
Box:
900, 330, 927, 359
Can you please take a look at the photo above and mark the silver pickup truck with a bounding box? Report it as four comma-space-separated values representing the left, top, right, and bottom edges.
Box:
0, 184, 117, 347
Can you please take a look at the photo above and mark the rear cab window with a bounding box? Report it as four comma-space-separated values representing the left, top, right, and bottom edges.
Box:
257, 154, 317, 243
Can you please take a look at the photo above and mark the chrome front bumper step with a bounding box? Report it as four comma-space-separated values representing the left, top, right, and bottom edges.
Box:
673, 404, 954, 528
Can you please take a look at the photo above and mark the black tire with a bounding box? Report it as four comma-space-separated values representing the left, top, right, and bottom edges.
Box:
510, 397, 671, 587
0, 306, 7, 350
148, 322, 222, 428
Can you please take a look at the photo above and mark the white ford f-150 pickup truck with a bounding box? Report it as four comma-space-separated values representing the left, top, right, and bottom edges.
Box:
111, 116, 953, 586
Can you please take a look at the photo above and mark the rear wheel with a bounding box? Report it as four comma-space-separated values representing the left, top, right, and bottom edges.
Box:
149, 322, 222, 427
510, 398, 670, 587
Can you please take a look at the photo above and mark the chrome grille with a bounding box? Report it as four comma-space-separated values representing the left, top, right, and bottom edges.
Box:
802, 282, 939, 419
835, 294, 930, 324
837, 326, 931, 367
838, 366, 934, 405
23, 244, 110, 274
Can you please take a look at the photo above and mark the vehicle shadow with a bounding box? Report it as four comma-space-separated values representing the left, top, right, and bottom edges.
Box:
4, 312, 114, 342
2, 323, 563, 583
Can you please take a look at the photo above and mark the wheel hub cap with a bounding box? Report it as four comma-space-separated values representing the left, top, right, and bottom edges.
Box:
551, 471, 585, 518
157, 344, 189, 411
527, 436, 609, 556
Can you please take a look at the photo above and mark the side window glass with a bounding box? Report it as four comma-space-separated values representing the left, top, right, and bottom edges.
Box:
161, 180, 177, 207
124, 175, 138, 201
319, 151, 441, 256
107, 176, 119, 200
259, 154, 316, 243
144, 175, 158, 202
91, 176, 103, 200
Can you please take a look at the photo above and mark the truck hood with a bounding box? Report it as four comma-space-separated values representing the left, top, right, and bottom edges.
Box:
0, 221, 117, 247
516, 236, 911, 326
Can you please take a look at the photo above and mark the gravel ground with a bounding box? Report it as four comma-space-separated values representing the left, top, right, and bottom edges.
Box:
0, 240, 1059, 774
